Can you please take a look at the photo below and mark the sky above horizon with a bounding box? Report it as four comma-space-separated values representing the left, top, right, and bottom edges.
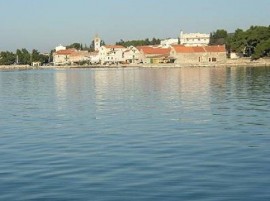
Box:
0, 0, 269, 52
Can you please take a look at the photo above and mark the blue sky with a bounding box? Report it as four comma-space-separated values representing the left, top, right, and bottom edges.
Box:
0, 0, 269, 52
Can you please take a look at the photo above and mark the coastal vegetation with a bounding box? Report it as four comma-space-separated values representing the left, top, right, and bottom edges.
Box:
0, 49, 49, 65
210, 25, 270, 59
66, 41, 106, 52
0, 51, 16, 65
115, 38, 161, 47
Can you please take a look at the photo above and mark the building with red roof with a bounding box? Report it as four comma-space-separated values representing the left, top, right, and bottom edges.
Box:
53, 49, 91, 65
137, 46, 171, 64
170, 45, 227, 64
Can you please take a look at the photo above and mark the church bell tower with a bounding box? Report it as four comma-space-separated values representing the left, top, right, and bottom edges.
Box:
94, 35, 101, 51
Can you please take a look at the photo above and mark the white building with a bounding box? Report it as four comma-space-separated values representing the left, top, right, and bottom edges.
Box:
89, 51, 100, 64
123, 46, 141, 64
180, 31, 210, 46
160, 38, 179, 48
55, 45, 66, 52
99, 45, 127, 64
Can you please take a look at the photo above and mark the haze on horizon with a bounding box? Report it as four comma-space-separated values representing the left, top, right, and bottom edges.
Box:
0, 0, 269, 52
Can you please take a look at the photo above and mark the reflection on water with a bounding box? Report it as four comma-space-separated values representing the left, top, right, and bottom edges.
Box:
0, 67, 270, 201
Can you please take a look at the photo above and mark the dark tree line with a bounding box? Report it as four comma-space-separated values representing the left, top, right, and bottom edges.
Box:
116, 38, 161, 47
210, 26, 270, 59
66, 41, 106, 52
0, 49, 50, 65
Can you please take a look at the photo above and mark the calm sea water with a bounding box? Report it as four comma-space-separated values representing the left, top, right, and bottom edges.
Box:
0, 67, 270, 201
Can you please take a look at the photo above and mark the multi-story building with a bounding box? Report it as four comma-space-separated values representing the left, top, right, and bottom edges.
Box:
179, 31, 210, 47
99, 45, 127, 64
123, 46, 141, 64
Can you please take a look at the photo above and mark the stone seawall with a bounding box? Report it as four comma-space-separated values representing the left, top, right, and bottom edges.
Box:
0, 65, 35, 70
1, 59, 270, 70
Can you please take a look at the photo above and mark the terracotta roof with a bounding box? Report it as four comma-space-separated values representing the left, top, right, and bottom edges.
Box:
104, 45, 125, 49
172, 45, 226, 53
55, 49, 92, 58
55, 49, 77, 55
204, 45, 226, 52
137, 46, 171, 55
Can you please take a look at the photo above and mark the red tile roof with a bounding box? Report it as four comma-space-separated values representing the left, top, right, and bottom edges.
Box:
172, 45, 226, 53
204, 45, 226, 52
55, 49, 77, 55
137, 46, 171, 55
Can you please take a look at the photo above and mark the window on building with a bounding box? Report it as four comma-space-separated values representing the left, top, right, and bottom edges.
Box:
212, 58, 217, 62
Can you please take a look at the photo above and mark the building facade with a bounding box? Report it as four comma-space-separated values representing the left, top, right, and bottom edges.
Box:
170, 45, 227, 64
53, 49, 91, 65
55, 45, 66, 52
160, 38, 179, 48
123, 46, 141, 64
137, 46, 171, 64
99, 45, 127, 64
180, 31, 210, 47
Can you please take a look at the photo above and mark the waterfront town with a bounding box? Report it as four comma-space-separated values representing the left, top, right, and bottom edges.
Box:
52, 31, 227, 67
1, 26, 270, 68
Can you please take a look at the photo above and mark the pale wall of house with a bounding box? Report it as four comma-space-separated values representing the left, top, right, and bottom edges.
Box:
53, 54, 69, 65
99, 46, 128, 64
173, 52, 227, 64
124, 50, 140, 63
53, 51, 91, 65
90, 54, 100, 63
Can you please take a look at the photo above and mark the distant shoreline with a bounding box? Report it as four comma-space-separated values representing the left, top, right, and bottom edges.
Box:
1, 59, 270, 70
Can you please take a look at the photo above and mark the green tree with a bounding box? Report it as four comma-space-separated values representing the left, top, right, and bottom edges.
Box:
90, 40, 95, 51
115, 38, 161, 47
16, 49, 31, 65
228, 26, 270, 58
32, 49, 40, 62
0, 51, 16, 65
210, 29, 228, 45
101, 40, 106, 46
67, 43, 81, 50
252, 38, 270, 60
32, 49, 49, 64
